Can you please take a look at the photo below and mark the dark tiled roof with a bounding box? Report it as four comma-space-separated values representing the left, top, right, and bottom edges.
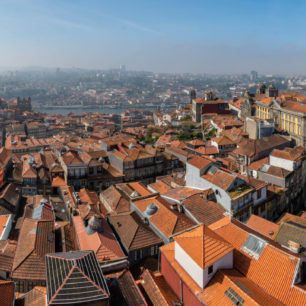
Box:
0, 281, 15, 306
109, 211, 162, 251
15, 286, 47, 306
12, 218, 55, 280
0, 240, 16, 272
183, 195, 226, 225
46, 250, 110, 305
109, 269, 147, 306
140, 269, 179, 306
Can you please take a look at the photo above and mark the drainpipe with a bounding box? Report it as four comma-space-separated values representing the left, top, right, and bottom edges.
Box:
180, 279, 183, 305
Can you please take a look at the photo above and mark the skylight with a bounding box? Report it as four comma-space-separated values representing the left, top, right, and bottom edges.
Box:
225, 287, 245, 305
241, 234, 266, 259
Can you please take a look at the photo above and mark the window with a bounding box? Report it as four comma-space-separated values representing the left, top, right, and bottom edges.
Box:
151, 246, 155, 256
257, 189, 261, 199
241, 234, 266, 259
225, 288, 245, 305
208, 265, 213, 275
89, 167, 94, 174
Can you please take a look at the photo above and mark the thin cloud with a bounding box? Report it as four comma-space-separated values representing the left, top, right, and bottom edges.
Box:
48, 17, 91, 31
97, 12, 160, 35
114, 17, 160, 34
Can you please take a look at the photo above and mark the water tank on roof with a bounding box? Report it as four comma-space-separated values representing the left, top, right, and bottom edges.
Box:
128, 143, 136, 149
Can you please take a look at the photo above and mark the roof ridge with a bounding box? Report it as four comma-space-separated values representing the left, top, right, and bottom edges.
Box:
49, 263, 76, 304
127, 221, 140, 249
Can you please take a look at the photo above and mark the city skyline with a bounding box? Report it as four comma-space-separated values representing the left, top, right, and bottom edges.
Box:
1, 0, 306, 74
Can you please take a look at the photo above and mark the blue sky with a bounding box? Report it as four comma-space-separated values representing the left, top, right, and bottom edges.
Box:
1, 0, 306, 73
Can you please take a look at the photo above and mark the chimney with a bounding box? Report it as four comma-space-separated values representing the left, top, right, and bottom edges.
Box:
288, 240, 301, 253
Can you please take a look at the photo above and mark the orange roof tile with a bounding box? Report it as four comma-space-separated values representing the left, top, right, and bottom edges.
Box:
52, 176, 66, 187
174, 224, 233, 268
246, 215, 279, 238
0, 215, 10, 237
73, 215, 125, 262
148, 181, 172, 194
133, 196, 196, 239
188, 156, 212, 169
214, 220, 306, 305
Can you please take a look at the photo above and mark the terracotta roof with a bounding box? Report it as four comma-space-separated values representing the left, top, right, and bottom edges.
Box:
214, 220, 306, 305
109, 211, 162, 251
276, 212, 306, 225
174, 224, 233, 268
0, 281, 15, 306
100, 185, 130, 215
194, 146, 219, 155
187, 139, 205, 146
188, 156, 212, 169
12, 218, 55, 280
237, 174, 267, 190
246, 215, 279, 238
0, 214, 10, 236
283, 100, 306, 113
51, 176, 66, 187
202, 168, 237, 191
161, 238, 283, 305
140, 269, 179, 306
133, 196, 196, 239
270, 146, 305, 161
73, 215, 125, 263
183, 196, 226, 225
0, 183, 20, 208
148, 181, 172, 194
229, 97, 243, 109
163, 186, 203, 200
0, 148, 11, 168
211, 135, 235, 146
110, 269, 147, 306
0, 240, 16, 272
157, 172, 186, 188
61, 151, 84, 165
117, 182, 152, 198
16, 286, 47, 306
234, 135, 290, 158
262, 165, 291, 178
248, 157, 269, 171
203, 269, 283, 305
170, 140, 187, 149
156, 135, 172, 145
22, 163, 37, 178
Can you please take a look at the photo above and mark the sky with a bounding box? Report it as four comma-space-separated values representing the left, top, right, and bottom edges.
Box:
1, 0, 306, 74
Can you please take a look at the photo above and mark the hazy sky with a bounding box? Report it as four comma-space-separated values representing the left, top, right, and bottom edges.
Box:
1, 0, 306, 74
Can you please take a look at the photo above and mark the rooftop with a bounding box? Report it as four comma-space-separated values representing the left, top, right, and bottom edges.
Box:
174, 224, 233, 268
46, 250, 110, 305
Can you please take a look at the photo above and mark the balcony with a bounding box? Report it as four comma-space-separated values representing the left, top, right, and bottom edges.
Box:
67, 174, 87, 179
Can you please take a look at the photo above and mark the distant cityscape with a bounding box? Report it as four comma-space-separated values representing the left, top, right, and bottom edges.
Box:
1, 67, 304, 115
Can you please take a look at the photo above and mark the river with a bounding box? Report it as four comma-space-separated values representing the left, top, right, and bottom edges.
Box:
33, 107, 131, 116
